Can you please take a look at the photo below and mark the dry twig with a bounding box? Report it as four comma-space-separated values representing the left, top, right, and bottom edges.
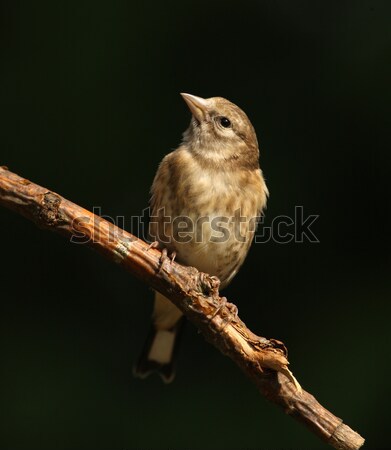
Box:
0, 166, 364, 449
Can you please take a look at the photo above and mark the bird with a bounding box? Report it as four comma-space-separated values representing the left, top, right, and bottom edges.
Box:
133, 93, 269, 383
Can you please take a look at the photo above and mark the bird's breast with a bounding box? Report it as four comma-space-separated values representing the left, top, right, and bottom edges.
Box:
150, 148, 267, 286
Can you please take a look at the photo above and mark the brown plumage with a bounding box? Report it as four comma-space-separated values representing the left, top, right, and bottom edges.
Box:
134, 93, 268, 383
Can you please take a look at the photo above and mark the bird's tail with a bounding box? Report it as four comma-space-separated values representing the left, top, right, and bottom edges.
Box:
133, 317, 185, 383
133, 292, 185, 383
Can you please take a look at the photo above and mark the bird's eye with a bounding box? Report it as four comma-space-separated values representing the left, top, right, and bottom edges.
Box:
219, 117, 231, 128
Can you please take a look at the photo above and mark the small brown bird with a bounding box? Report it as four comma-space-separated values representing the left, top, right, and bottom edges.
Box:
134, 93, 268, 382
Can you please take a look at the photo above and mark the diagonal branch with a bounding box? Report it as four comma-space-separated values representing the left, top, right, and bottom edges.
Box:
0, 166, 364, 450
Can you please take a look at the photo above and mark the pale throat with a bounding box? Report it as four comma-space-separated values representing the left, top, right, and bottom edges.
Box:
187, 138, 243, 163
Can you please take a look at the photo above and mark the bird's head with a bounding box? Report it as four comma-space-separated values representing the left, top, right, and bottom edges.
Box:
180, 93, 260, 169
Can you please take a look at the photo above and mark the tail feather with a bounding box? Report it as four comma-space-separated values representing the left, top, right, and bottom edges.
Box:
133, 318, 185, 383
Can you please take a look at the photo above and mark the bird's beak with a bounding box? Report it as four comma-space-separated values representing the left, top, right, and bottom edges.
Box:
180, 93, 209, 122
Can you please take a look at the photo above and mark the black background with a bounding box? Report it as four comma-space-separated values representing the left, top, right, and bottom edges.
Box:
1, 1, 390, 449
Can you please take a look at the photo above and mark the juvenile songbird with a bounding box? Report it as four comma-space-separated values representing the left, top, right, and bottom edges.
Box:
134, 93, 268, 382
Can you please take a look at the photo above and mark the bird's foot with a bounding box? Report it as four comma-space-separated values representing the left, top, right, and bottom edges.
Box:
225, 300, 238, 319
208, 297, 239, 332
146, 242, 176, 272
158, 248, 176, 273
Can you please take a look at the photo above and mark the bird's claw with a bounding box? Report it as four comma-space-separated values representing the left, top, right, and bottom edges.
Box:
147, 241, 160, 251
169, 251, 176, 264
158, 248, 176, 273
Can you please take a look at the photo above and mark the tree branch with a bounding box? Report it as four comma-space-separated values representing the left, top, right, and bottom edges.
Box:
0, 166, 364, 449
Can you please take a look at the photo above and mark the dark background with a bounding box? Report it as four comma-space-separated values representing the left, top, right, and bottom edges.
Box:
1, 1, 390, 449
